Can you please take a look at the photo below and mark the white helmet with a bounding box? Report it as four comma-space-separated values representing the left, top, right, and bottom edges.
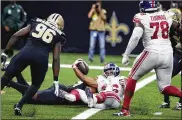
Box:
47, 13, 64, 30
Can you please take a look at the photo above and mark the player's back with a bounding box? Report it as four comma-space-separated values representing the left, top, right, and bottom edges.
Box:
134, 11, 173, 54
25, 18, 66, 55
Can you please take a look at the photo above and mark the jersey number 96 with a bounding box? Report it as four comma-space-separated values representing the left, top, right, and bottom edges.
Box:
32, 23, 56, 43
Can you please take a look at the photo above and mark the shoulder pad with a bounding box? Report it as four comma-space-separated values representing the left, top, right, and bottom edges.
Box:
133, 13, 142, 23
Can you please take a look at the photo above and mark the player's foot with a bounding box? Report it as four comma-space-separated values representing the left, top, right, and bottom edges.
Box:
174, 102, 181, 110
113, 108, 131, 117
85, 87, 94, 108
100, 59, 104, 63
159, 102, 170, 108
89, 58, 93, 63
14, 103, 22, 116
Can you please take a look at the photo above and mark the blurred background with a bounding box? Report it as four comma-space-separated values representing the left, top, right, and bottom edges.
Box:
1, 1, 182, 56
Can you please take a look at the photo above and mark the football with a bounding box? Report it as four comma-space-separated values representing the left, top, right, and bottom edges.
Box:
77, 60, 89, 75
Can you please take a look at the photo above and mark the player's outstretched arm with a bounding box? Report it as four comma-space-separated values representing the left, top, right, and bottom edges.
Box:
6, 24, 31, 50
122, 23, 144, 66
52, 42, 61, 96
73, 66, 97, 88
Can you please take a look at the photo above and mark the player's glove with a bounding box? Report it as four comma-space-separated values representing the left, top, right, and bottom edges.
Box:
72, 58, 83, 68
1, 52, 8, 64
54, 81, 59, 97
122, 54, 130, 66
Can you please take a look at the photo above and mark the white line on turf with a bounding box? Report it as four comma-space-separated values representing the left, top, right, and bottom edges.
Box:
71, 74, 156, 120
5, 61, 155, 72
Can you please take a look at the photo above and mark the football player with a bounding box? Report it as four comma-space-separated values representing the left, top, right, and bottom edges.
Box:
159, 8, 182, 110
62, 60, 126, 109
1, 13, 66, 115
113, 0, 182, 116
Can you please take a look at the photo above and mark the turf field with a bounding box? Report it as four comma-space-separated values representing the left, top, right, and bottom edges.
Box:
1, 53, 181, 119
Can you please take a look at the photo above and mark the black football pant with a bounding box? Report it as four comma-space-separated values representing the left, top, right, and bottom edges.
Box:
163, 55, 182, 104
1, 46, 48, 108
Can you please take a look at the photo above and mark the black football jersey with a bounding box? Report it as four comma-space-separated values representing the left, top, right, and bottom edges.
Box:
25, 18, 66, 54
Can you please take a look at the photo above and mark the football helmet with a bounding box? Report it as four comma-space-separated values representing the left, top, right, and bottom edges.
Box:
139, 0, 158, 12
168, 8, 182, 24
47, 13, 64, 30
104, 62, 120, 77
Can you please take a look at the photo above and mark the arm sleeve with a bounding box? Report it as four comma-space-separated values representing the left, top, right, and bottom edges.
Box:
124, 27, 143, 55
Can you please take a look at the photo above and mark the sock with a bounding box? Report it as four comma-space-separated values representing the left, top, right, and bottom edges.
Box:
164, 94, 170, 103
122, 78, 137, 110
162, 86, 182, 98
9, 81, 29, 95
18, 85, 38, 109
16, 73, 29, 86
1, 76, 10, 90
95, 92, 106, 103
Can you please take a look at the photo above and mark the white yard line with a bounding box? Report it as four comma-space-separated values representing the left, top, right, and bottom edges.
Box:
5, 61, 155, 72
71, 74, 156, 120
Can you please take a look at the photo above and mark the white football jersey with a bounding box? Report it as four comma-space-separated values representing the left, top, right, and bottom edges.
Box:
96, 75, 126, 100
133, 11, 174, 54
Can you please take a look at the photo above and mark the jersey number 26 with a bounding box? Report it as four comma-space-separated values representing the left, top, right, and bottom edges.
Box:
32, 23, 56, 43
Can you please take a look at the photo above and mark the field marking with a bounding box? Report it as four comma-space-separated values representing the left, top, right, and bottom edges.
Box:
4, 61, 155, 72
71, 74, 156, 120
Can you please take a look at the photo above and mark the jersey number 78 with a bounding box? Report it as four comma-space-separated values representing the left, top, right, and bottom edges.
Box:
150, 21, 169, 39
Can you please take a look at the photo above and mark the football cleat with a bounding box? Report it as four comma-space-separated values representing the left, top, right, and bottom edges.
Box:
113, 109, 131, 117
159, 102, 170, 108
174, 102, 181, 110
85, 87, 94, 108
14, 103, 22, 116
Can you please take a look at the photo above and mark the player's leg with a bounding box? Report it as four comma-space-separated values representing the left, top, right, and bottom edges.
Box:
1, 52, 28, 90
160, 55, 181, 108
98, 31, 105, 63
88, 31, 97, 62
122, 51, 156, 113
15, 73, 29, 86
8, 81, 29, 95
14, 61, 48, 115
156, 54, 182, 99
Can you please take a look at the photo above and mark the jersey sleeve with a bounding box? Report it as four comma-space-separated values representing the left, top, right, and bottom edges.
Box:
57, 32, 66, 46
133, 13, 142, 24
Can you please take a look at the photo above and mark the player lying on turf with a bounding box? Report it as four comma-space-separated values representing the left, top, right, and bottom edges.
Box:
1, 60, 90, 105
59, 59, 126, 109
113, 0, 182, 116
159, 8, 182, 110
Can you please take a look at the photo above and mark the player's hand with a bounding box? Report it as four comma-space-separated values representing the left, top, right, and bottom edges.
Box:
1, 52, 8, 64
92, 4, 96, 9
72, 58, 83, 68
122, 54, 130, 66
54, 81, 59, 97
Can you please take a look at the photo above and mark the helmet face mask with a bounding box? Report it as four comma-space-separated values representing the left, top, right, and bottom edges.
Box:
104, 63, 120, 77
47, 13, 64, 30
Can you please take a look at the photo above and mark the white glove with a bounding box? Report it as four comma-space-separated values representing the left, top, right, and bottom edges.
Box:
54, 81, 59, 96
1, 52, 8, 64
122, 54, 130, 66
72, 58, 83, 68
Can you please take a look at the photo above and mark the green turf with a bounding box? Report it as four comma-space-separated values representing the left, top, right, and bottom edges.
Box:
1, 53, 181, 119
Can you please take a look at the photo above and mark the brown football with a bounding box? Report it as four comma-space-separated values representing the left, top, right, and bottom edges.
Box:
77, 61, 89, 75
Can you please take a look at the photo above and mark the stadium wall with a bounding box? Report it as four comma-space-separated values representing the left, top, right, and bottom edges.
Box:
1, 1, 170, 55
